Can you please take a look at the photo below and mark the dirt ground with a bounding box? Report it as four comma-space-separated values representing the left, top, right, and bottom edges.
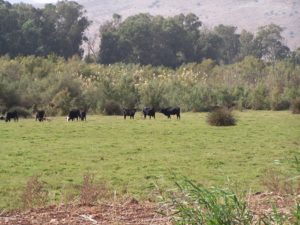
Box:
248, 191, 297, 222
0, 199, 171, 225
0, 192, 297, 225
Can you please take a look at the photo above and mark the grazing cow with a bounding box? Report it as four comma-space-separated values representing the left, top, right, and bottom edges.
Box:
0, 116, 5, 120
67, 109, 81, 121
5, 111, 18, 122
80, 111, 86, 121
35, 110, 45, 122
143, 107, 155, 119
123, 108, 136, 119
160, 107, 180, 119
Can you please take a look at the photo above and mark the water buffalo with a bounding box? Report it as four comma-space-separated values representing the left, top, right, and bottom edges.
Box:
5, 111, 19, 122
143, 107, 155, 119
160, 107, 180, 119
123, 108, 136, 119
80, 111, 86, 121
67, 109, 80, 121
35, 110, 45, 122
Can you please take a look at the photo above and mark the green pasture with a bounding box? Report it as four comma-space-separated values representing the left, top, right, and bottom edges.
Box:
0, 111, 299, 209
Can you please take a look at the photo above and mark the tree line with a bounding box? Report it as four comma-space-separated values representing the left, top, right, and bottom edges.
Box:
98, 13, 296, 67
0, 0, 90, 58
1, 0, 300, 67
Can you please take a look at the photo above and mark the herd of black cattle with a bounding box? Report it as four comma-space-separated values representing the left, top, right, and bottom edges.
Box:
0, 107, 180, 122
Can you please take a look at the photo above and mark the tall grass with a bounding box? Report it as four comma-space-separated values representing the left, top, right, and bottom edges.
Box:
163, 180, 254, 224
162, 179, 300, 224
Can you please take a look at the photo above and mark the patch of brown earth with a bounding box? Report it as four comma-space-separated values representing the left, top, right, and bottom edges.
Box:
1, 192, 299, 224
248, 192, 299, 221
0, 199, 171, 225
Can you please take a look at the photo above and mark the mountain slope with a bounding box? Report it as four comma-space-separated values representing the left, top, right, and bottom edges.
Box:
78, 0, 300, 50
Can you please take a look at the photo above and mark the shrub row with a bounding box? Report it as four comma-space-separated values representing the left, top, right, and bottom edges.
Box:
0, 56, 299, 115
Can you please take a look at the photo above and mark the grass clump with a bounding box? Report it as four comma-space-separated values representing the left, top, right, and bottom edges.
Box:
162, 179, 300, 224
21, 176, 48, 209
80, 173, 110, 205
162, 180, 254, 224
291, 98, 300, 114
207, 107, 236, 126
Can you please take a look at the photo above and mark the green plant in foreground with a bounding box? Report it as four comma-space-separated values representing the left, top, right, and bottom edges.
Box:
164, 180, 254, 225
293, 204, 300, 224
163, 179, 300, 224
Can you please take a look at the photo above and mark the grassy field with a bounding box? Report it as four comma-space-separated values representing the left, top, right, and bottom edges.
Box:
0, 111, 299, 209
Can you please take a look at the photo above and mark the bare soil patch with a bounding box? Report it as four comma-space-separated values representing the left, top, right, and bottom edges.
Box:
0, 199, 171, 225
1, 192, 298, 224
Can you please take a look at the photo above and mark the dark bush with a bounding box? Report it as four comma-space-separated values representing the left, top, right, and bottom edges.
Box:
103, 100, 122, 115
8, 106, 32, 118
291, 98, 300, 114
207, 107, 236, 126
271, 100, 290, 111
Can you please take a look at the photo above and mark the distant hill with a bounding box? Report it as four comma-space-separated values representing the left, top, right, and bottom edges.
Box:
78, 0, 300, 50
7, 0, 300, 50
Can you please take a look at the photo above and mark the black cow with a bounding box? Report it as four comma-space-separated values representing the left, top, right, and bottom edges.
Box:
80, 111, 86, 121
67, 109, 81, 121
160, 107, 180, 119
5, 111, 18, 122
123, 108, 136, 119
143, 107, 155, 119
35, 110, 45, 122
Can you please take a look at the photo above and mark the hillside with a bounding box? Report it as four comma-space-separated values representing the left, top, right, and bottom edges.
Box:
78, 0, 299, 50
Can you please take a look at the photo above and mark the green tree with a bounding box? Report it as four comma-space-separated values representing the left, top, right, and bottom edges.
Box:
255, 24, 290, 62
214, 24, 240, 64
0, 0, 90, 58
239, 29, 260, 60
98, 13, 202, 67
45, 1, 90, 58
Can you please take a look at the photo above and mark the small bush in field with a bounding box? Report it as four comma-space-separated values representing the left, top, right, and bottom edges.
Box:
103, 100, 121, 115
21, 176, 48, 208
207, 107, 236, 126
271, 99, 290, 111
291, 98, 300, 114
